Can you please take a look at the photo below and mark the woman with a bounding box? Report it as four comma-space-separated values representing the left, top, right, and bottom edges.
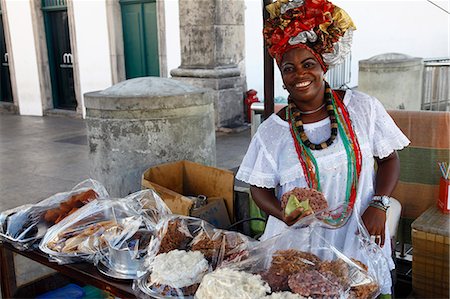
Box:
236, 0, 410, 295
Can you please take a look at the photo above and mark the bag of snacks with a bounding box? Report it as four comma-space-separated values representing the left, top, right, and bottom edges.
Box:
134, 215, 257, 298
39, 189, 170, 265
195, 220, 386, 299
94, 189, 171, 279
0, 179, 108, 250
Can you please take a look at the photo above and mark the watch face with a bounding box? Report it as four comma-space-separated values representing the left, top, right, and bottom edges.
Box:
381, 196, 391, 206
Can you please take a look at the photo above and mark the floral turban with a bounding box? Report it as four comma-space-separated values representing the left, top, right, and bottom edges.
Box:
263, 0, 356, 71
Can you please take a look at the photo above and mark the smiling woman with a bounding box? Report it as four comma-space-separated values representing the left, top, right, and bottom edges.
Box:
236, 0, 411, 296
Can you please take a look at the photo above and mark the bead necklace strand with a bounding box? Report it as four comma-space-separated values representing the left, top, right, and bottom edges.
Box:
287, 82, 362, 227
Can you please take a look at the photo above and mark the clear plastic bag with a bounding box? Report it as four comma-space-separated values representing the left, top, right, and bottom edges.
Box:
39, 189, 170, 265
280, 187, 355, 229
134, 215, 257, 298
195, 220, 383, 299
94, 189, 171, 279
0, 179, 108, 250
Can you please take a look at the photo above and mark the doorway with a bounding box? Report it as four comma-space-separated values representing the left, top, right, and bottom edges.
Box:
0, 4, 13, 103
42, 0, 77, 110
120, 0, 160, 79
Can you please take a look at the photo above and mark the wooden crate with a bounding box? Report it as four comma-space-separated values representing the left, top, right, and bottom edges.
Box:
411, 206, 450, 298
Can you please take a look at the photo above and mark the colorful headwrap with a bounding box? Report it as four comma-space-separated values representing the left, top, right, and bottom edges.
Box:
263, 0, 356, 71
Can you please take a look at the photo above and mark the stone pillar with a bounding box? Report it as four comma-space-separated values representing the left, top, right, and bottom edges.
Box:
170, 0, 246, 128
84, 77, 216, 197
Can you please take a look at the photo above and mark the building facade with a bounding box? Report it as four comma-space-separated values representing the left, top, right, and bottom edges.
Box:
0, 0, 449, 119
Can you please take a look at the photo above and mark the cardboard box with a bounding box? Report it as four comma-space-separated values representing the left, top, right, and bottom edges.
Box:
190, 197, 231, 229
141, 160, 234, 223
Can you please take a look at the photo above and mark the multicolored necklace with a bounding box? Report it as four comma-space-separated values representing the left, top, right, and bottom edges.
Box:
287, 82, 362, 227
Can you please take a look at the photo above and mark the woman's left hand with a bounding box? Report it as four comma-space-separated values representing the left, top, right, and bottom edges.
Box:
361, 206, 387, 247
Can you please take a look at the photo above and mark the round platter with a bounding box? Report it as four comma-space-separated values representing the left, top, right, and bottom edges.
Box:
97, 258, 138, 280
136, 272, 194, 299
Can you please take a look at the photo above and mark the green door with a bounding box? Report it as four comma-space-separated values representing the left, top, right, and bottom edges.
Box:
120, 0, 160, 79
0, 5, 13, 103
42, 0, 77, 110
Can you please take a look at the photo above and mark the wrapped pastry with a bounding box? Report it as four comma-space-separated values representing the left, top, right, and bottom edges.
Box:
288, 267, 342, 298
0, 179, 108, 250
40, 192, 159, 265
261, 249, 321, 292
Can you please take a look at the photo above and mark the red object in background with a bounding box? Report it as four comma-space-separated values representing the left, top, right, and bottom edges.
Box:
245, 89, 260, 122
438, 177, 450, 213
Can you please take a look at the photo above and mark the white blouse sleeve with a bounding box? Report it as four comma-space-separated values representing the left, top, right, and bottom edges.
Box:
236, 133, 279, 188
370, 98, 410, 159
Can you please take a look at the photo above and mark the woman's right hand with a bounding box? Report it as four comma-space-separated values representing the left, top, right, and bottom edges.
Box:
250, 185, 304, 226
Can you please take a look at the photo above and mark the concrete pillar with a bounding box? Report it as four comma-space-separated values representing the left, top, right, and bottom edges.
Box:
359, 53, 423, 111
84, 77, 216, 197
170, 0, 246, 128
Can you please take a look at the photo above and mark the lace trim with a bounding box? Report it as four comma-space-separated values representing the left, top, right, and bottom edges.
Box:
235, 166, 278, 188
373, 134, 410, 159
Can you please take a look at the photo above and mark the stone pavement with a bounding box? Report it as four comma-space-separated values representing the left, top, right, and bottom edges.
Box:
0, 113, 251, 211
0, 113, 251, 288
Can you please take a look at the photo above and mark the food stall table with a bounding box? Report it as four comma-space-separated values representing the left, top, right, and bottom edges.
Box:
0, 242, 136, 298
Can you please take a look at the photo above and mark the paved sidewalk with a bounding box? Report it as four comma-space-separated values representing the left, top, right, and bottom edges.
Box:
0, 113, 251, 211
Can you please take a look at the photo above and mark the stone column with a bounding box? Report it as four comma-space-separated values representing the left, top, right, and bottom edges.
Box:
170, 0, 246, 128
85, 77, 216, 197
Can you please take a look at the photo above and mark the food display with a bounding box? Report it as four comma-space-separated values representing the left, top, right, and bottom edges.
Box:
260, 249, 378, 299
0, 179, 383, 299
195, 268, 270, 299
39, 197, 156, 264
0, 179, 109, 250
281, 187, 328, 218
146, 250, 209, 297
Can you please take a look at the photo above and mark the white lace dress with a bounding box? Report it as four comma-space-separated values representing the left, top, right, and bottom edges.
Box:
236, 89, 410, 294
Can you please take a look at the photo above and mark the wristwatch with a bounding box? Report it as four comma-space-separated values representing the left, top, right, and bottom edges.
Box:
372, 195, 392, 209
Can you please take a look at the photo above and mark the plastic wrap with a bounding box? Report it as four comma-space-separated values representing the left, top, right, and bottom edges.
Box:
280, 187, 355, 229
39, 189, 170, 265
195, 221, 382, 299
0, 179, 108, 250
95, 189, 171, 279
134, 215, 257, 298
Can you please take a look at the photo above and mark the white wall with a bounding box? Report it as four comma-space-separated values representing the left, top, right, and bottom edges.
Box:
164, 0, 180, 74
71, 0, 113, 117
5, 0, 43, 116
236, 0, 450, 99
